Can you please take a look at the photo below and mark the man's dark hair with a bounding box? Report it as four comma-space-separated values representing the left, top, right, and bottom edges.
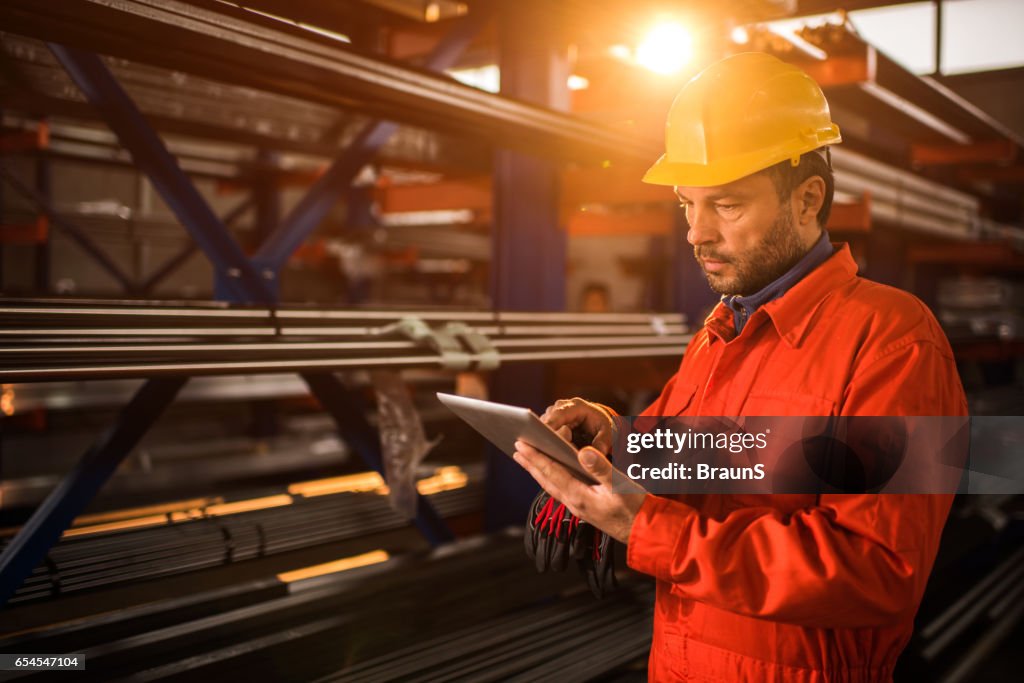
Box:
761, 149, 835, 227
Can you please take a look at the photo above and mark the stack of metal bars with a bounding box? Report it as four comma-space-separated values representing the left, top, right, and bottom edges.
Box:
330, 589, 653, 683
0, 301, 690, 382
0, 534, 654, 682
1, 466, 485, 604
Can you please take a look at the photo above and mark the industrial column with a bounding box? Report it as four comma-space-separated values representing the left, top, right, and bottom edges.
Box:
487, 0, 571, 529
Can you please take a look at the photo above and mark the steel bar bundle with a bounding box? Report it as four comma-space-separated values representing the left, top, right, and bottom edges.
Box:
329, 588, 653, 683
0, 534, 653, 682
831, 147, 993, 241
1, 466, 484, 604
0, 301, 690, 382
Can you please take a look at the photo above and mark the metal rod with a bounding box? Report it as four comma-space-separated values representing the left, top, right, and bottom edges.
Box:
0, 346, 686, 382
0, 341, 421, 354
0, 304, 682, 324
0, 335, 689, 356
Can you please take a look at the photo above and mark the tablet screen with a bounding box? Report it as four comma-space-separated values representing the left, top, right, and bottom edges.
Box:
436, 392, 596, 485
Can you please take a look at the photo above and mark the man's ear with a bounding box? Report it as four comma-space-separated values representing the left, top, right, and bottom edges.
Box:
795, 176, 826, 227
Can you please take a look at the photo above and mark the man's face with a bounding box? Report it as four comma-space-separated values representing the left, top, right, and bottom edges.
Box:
676, 172, 814, 297
581, 289, 609, 313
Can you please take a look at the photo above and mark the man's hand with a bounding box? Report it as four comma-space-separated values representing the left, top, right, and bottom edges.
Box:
541, 397, 618, 454
513, 440, 647, 545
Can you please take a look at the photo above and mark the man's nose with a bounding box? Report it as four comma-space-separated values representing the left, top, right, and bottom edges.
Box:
685, 206, 717, 246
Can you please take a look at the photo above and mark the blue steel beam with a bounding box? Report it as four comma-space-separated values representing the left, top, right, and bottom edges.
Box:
47, 43, 273, 304
252, 122, 396, 272
303, 373, 454, 546
252, 9, 492, 272
0, 378, 187, 607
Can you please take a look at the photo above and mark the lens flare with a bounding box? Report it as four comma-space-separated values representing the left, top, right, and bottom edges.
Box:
636, 23, 693, 75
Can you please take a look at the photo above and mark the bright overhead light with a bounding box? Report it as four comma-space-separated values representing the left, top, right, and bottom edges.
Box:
567, 74, 590, 90
636, 22, 693, 75
731, 26, 750, 45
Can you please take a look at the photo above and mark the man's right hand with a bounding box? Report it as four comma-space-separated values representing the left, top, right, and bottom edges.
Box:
541, 397, 618, 455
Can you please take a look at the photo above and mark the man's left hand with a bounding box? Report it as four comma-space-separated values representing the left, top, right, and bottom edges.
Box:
513, 440, 647, 545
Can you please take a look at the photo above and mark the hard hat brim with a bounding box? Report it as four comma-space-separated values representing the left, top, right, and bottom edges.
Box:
643, 125, 842, 188
642, 154, 756, 188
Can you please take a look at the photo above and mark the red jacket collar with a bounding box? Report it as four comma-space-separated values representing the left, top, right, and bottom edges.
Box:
704, 243, 859, 347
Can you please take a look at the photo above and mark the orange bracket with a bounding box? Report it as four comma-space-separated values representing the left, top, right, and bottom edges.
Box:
0, 123, 49, 153
828, 194, 872, 233
0, 216, 50, 244
374, 175, 492, 220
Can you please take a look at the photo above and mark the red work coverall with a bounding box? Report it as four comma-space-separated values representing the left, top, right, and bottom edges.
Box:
628, 244, 969, 682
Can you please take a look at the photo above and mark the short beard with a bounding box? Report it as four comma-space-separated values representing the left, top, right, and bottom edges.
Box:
695, 210, 809, 296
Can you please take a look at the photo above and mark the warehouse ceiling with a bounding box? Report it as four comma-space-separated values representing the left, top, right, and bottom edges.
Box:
1, 0, 1021, 225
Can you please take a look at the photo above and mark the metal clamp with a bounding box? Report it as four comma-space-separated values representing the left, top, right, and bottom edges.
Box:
383, 317, 471, 370
445, 322, 501, 371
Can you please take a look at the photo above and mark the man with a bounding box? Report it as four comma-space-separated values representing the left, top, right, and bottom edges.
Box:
580, 281, 612, 313
512, 52, 968, 682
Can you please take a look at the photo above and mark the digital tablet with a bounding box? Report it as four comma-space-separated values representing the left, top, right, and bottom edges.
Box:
436, 392, 597, 485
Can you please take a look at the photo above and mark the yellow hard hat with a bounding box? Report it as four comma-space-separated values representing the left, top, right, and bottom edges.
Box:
643, 52, 841, 187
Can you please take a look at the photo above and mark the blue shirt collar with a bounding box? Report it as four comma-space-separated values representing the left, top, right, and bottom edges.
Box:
723, 229, 835, 334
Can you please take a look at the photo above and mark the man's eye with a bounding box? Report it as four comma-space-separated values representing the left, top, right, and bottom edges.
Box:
716, 204, 739, 212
